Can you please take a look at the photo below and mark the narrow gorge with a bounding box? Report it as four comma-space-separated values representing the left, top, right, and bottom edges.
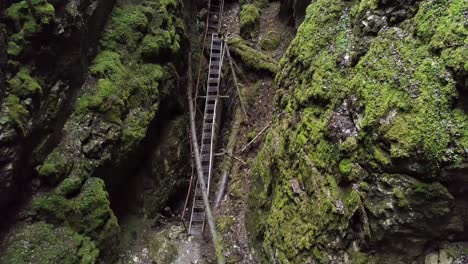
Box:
0, 0, 467, 263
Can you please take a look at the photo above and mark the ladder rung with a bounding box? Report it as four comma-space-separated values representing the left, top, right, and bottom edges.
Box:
194, 199, 204, 208
190, 225, 203, 235
208, 87, 218, 93
192, 212, 205, 222
210, 60, 221, 66
202, 136, 212, 143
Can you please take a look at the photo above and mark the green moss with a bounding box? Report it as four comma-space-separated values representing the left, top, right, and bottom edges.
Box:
34, 2, 54, 24
0, 222, 99, 264
230, 179, 243, 199
240, 4, 260, 39
8, 67, 42, 98
350, 0, 377, 19
217, 216, 235, 233
338, 159, 353, 175
89, 51, 124, 78
141, 29, 181, 59
32, 177, 119, 245
76, 78, 124, 122
7, 41, 22, 56
372, 146, 391, 166
141, 33, 170, 58
160, 0, 178, 9
393, 188, 409, 208
56, 175, 86, 197
339, 136, 358, 153
37, 150, 70, 185
20, 0, 186, 258
69, 178, 120, 243
414, 0, 468, 73
259, 31, 281, 51
227, 38, 277, 74
2, 95, 29, 134
101, 5, 150, 51
32, 194, 71, 222
6, 0, 55, 56
6, 1, 29, 22
122, 109, 151, 149
248, 0, 468, 262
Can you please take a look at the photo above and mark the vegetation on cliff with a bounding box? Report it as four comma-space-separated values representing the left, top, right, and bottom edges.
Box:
6, 0, 54, 56
1, 0, 186, 262
248, 0, 468, 262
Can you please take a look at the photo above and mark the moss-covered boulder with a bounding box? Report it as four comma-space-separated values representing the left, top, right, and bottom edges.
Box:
240, 4, 260, 39
259, 30, 281, 51
247, 0, 468, 262
227, 38, 277, 74
0, 222, 99, 264
32, 177, 120, 244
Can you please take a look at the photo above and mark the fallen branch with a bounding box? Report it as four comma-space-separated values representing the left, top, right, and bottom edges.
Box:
232, 154, 247, 165
239, 120, 273, 153
215, 171, 229, 207
225, 42, 248, 120
215, 109, 243, 207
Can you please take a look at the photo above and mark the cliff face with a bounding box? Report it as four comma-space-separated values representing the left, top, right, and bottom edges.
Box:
0, 0, 190, 262
0, 0, 114, 219
248, 0, 468, 263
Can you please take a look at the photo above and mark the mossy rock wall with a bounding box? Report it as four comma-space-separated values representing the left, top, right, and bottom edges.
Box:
0, 0, 115, 215
1, 0, 189, 262
247, 0, 468, 262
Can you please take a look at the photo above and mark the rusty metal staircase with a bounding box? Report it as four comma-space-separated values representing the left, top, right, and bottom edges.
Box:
188, 0, 225, 236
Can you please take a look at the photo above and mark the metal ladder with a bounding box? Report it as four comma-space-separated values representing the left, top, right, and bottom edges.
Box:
188, 33, 224, 235
207, 0, 224, 33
